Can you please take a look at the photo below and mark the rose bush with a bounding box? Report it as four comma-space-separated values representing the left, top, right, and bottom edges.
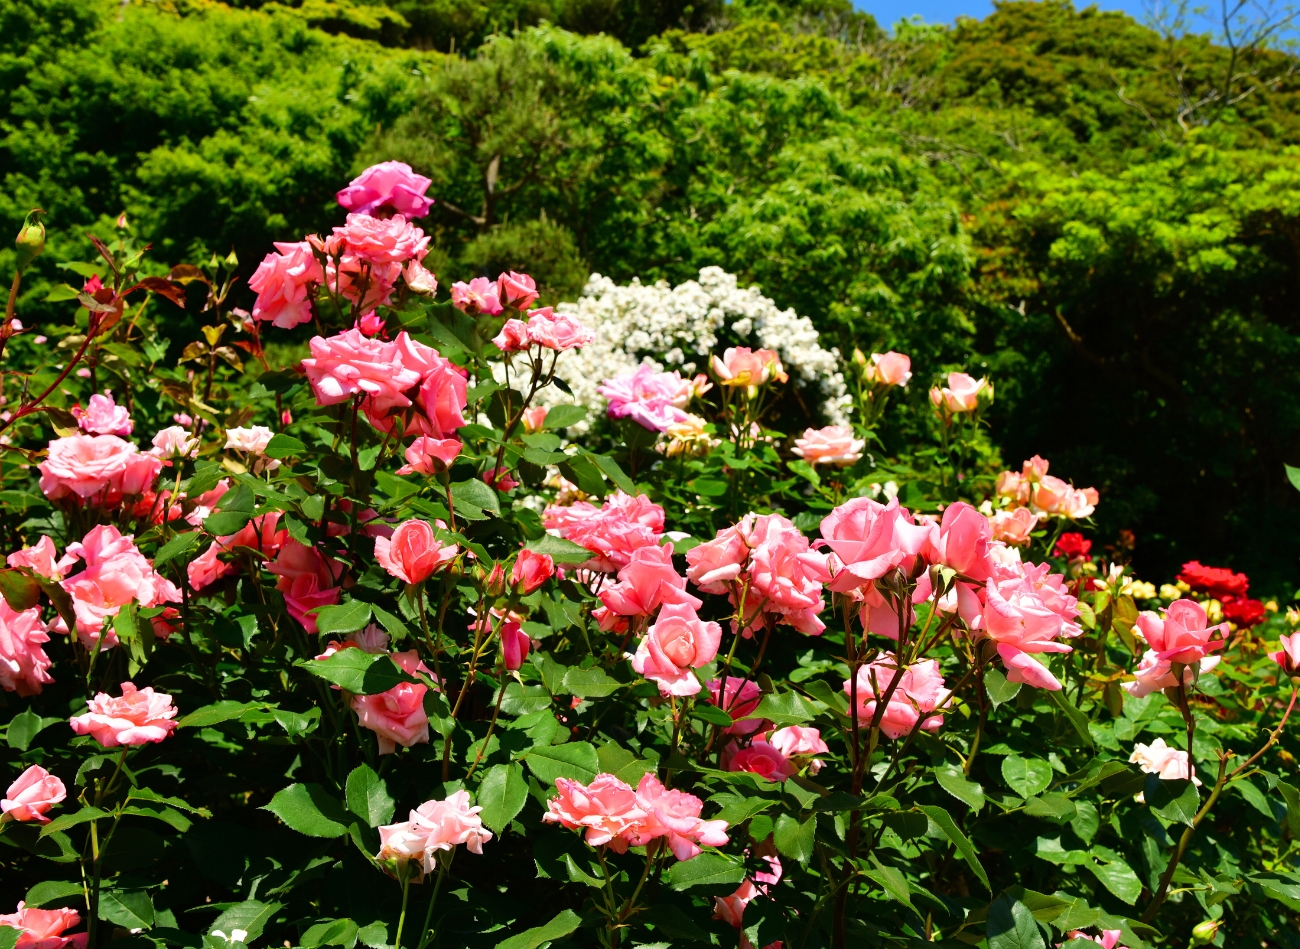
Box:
0, 164, 1296, 949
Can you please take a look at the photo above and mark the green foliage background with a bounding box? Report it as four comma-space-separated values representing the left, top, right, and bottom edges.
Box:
5, 0, 1300, 589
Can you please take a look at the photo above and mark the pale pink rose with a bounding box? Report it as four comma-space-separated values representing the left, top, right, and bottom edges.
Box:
332, 212, 429, 266
7, 536, 75, 581
72, 393, 132, 436
713, 880, 759, 928
791, 426, 865, 467
1, 766, 65, 824
1062, 931, 1125, 949
1123, 649, 1220, 698
629, 772, 729, 860
1129, 737, 1200, 786
395, 436, 462, 476
482, 467, 519, 491
766, 726, 829, 774
544, 491, 665, 573
375, 790, 490, 874
39, 435, 161, 503
1059, 485, 1099, 519
60, 525, 181, 647
511, 549, 554, 594
599, 366, 693, 432
995, 469, 1031, 505
69, 682, 178, 747
302, 329, 423, 411
149, 426, 199, 460
864, 351, 912, 387
543, 773, 650, 852
600, 543, 702, 622
1134, 598, 1226, 664
722, 740, 794, 781
819, 497, 934, 594
500, 619, 531, 671
526, 308, 595, 351
249, 241, 322, 329
685, 524, 750, 594
225, 425, 275, 454
496, 271, 538, 310
706, 677, 767, 735
629, 602, 721, 696
375, 519, 457, 585
989, 507, 1038, 545
352, 650, 432, 754
357, 311, 386, 336
0, 903, 87, 949
746, 514, 830, 629
844, 658, 950, 739
979, 574, 1075, 691
187, 512, 286, 591
403, 259, 438, 295
521, 406, 549, 433
1023, 455, 1051, 480
0, 601, 53, 696
267, 540, 343, 632
451, 277, 502, 316
929, 372, 986, 413
492, 318, 530, 352
711, 347, 787, 387
1270, 632, 1300, 674
337, 161, 433, 218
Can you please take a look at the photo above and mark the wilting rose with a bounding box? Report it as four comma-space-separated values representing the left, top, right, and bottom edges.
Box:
375, 519, 458, 585
844, 659, 950, 739
0, 903, 87, 949
543, 773, 649, 852
1129, 737, 1200, 785
511, 549, 554, 593
69, 682, 178, 747
791, 426, 865, 467
722, 740, 794, 781
1, 765, 65, 824
249, 240, 323, 330
0, 602, 53, 697
864, 351, 912, 387
711, 347, 787, 387
526, 308, 594, 351
450, 277, 502, 315
766, 726, 829, 774
73, 393, 132, 436
267, 540, 343, 632
1134, 599, 1226, 664
496, 271, 538, 310
628, 772, 729, 860
395, 436, 462, 476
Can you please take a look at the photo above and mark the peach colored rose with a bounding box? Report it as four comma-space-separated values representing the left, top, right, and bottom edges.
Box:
375, 519, 458, 585
333, 212, 429, 265
496, 271, 538, 309
766, 726, 829, 774
0, 903, 87, 949
543, 773, 648, 852
628, 772, 729, 860
267, 540, 343, 633
337, 161, 433, 218
929, 371, 987, 413
711, 347, 787, 387
599, 543, 701, 622
1270, 632, 1300, 674
630, 602, 721, 696
1, 765, 65, 824
792, 426, 864, 467
376, 790, 491, 875
39, 435, 161, 503
1022, 455, 1050, 480
69, 682, 178, 747
395, 436, 462, 476
526, 308, 594, 351
819, 497, 934, 594
722, 740, 793, 781
72, 393, 132, 436
249, 240, 323, 330
864, 351, 912, 387
0, 601, 53, 697
351, 650, 432, 754
989, 507, 1038, 545
61, 525, 181, 648
450, 277, 502, 315
6, 536, 75, 581
1129, 737, 1200, 785
1134, 598, 1226, 664
511, 549, 554, 594
995, 469, 1031, 505
844, 659, 950, 739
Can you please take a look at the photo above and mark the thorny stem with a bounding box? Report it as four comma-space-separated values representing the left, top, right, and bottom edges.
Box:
465, 668, 507, 780
1230, 686, 1297, 778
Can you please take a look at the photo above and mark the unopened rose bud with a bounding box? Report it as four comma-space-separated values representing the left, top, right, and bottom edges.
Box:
1190, 919, 1220, 944
14, 209, 45, 272
851, 348, 867, 368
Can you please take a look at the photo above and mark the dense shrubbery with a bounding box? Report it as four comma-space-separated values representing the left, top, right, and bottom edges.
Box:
0, 162, 1297, 949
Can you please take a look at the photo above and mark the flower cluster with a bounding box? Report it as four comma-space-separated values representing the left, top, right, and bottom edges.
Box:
993, 454, 1100, 531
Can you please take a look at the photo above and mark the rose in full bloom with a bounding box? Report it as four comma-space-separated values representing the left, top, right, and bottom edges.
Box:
1054, 532, 1092, 560
766, 726, 830, 774
267, 540, 343, 633
544, 491, 665, 573
73, 393, 132, 436
511, 549, 554, 594
249, 241, 323, 330
302, 329, 423, 411
863, 351, 912, 387
722, 740, 794, 781
711, 347, 787, 387
375, 519, 458, 585
628, 772, 729, 860
352, 651, 433, 754
1129, 737, 1200, 785
39, 435, 162, 504
1270, 632, 1300, 674
497, 271, 538, 310
0, 903, 87, 949
819, 497, 934, 594
979, 572, 1075, 691
332, 213, 429, 266
1, 765, 66, 824
598, 544, 701, 625
706, 677, 767, 735
394, 436, 462, 476
1134, 599, 1226, 665
526, 308, 595, 351
598, 366, 694, 432
989, 507, 1038, 546
450, 277, 503, 316
375, 790, 491, 876
791, 425, 865, 467
225, 425, 275, 454
1032, 476, 1098, 519
337, 161, 433, 218
1222, 596, 1266, 628
929, 371, 986, 413
844, 659, 950, 739
60, 525, 181, 648
745, 514, 831, 635
1176, 561, 1251, 600
1123, 649, 1220, 698
0, 601, 53, 696
69, 682, 178, 747
543, 773, 649, 852
7, 536, 75, 581
629, 602, 721, 696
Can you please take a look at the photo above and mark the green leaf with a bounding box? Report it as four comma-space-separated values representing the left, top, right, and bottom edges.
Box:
494, 909, 582, 949
918, 805, 990, 892
1023, 793, 1077, 823
478, 763, 529, 833
7, 707, 59, 751
936, 765, 986, 813
40, 806, 110, 838
1044, 689, 1095, 748
985, 667, 1022, 708
152, 531, 204, 569
584, 451, 636, 494
451, 478, 502, 516
787, 459, 820, 487
177, 700, 267, 729
99, 889, 154, 929
370, 603, 410, 639
525, 533, 596, 564
1286, 464, 1300, 492
1232, 777, 1275, 819
272, 707, 321, 739
692, 703, 735, 728
203, 482, 254, 535
540, 404, 588, 430
1251, 871, 1300, 911
0, 930, 17, 949
864, 854, 914, 910
747, 691, 818, 725
639, 904, 707, 941
987, 896, 1045, 949
1276, 779, 1300, 836
24, 881, 84, 907
264, 434, 306, 459
1144, 776, 1199, 826
1083, 859, 1143, 905
0, 568, 42, 612
209, 901, 282, 942
667, 852, 745, 890
345, 765, 395, 828
120, 804, 192, 833
1002, 757, 1053, 799
525, 742, 599, 786
562, 666, 620, 698
773, 813, 816, 863
300, 919, 358, 949
263, 784, 349, 838
314, 600, 373, 636
595, 743, 656, 786
299, 650, 418, 695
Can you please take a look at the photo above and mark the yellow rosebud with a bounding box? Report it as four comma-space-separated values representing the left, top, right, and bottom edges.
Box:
14, 208, 44, 272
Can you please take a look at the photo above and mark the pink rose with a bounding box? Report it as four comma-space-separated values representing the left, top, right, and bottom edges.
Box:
598, 366, 693, 432
403, 258, 439, 295
844, 658, 950, 739
819, 497, 934, 594
60, 525, 181, 647
358, 311, 386, 337
376, 790, 491, 875
150, 426, 200, 460
1129, 738, 1200, 785
521, 406, 549, 433
302, 329, 423, 411
451, 277, 503, 316
267, 540, 343, 632
500, 619, 531, 671
0, 601, 53, 696
791, 426, 865, 467
1, 766, 65, 824
1022, 455, 1051, 480
629, 772, 729, 860
685, 524, 749, 594
325, 250, 402, 312
722, 740, 794, 781
706, 677, 767, 735
39, 435, 162, 503
526, 308, 594, 351
69, 682, 178, 747
1123, 649, 1220, 698
713, 880, 759, 928
864, 351, 912, 387
996, 470, 1030, 505
7, 536, 75, 581
0, 903, 87, 949
332, 213, 429, 266
1134, 598, 1226, 665
544, 491, 664, 573
337, 161, 433, 218
375, 519, 458, 585
989, 507, 1038, 545
352, 650, 432, 754
766, 726, 829, 774
511, 549, 554, 594
543, 773, 649, 852
482, 467, 519, 492
630, 602, 721, 696
187, 512, 286, 592
72, 393, 132, 436
395, 436, 462, 476
1270, 632, 1300, 674
929, 372, 987, 413
746, 514, 830, 631
410, 356, 469, 439
978, 574, 1075, 691
600, 543, 702, 622
711, 347, 787, 387
492, 319, 530, 352
249, 241, 323, 330
1062, 931, 1126, 949
497, 271, 538, 309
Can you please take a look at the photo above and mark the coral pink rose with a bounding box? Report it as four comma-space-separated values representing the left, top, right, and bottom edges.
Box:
511, 549, 554, 594
376, 790, 491, 875
409, 356, 469, 440
302, 329, 423, 412
1, 766, 65, 824
628, 772, 729, 860
1129, 737, 1200, 785
543, 773, 649, 852
1134, 598, 1226, 665
267, 540, 343, 632
332, 212, 429, 265
713, 880, 759, 928
375, 519, 458, 585
1123, 649, 1220, 698
450, 277, 503, 316
844, 659, 950, 739
766, 726, 829, 774
929, 372, 986, 413
351, 650, 432, 754
819, 497, 934, 594
492, 318, 530, 352
337, 161, 433, 218
864, 351, 912, 387
0, 601, 53, 697
521, 406, 549, 433
0, 903, 87, 949
989, 507, 1038, 546
396, 436, 462, 476
545, 492, 665, 573
722, 740, 794, 781
1032, 475, 1098, 518
629, 602, 720, 696
249, 241, 323, 330
746, 514, 830, 632
187, 512, 286, 592
7, 535, 75, 581
1270, 632, 1300, 674
73, 393, 132, 436
38, 435, 161, 503
526, 308, 595, 351
496, 271, 538, 310
707, 677, 767, 736
61, 525, 181, 648
598, 366, 693, 432
711, 347, 787, 387
600, 544, 701, 622
791, 426, 864, 467
69, 682, 178, 747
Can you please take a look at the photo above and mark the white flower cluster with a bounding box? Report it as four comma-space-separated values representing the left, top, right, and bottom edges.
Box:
520, 267, 850, 432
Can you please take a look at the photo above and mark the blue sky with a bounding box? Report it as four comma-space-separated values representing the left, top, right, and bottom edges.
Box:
853, 0, 1155, 31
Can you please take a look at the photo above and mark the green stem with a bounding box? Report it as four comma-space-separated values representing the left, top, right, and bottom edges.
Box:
394, 874, 412, 949
414, 857, 451, 949
1141, 753, 1230, 923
